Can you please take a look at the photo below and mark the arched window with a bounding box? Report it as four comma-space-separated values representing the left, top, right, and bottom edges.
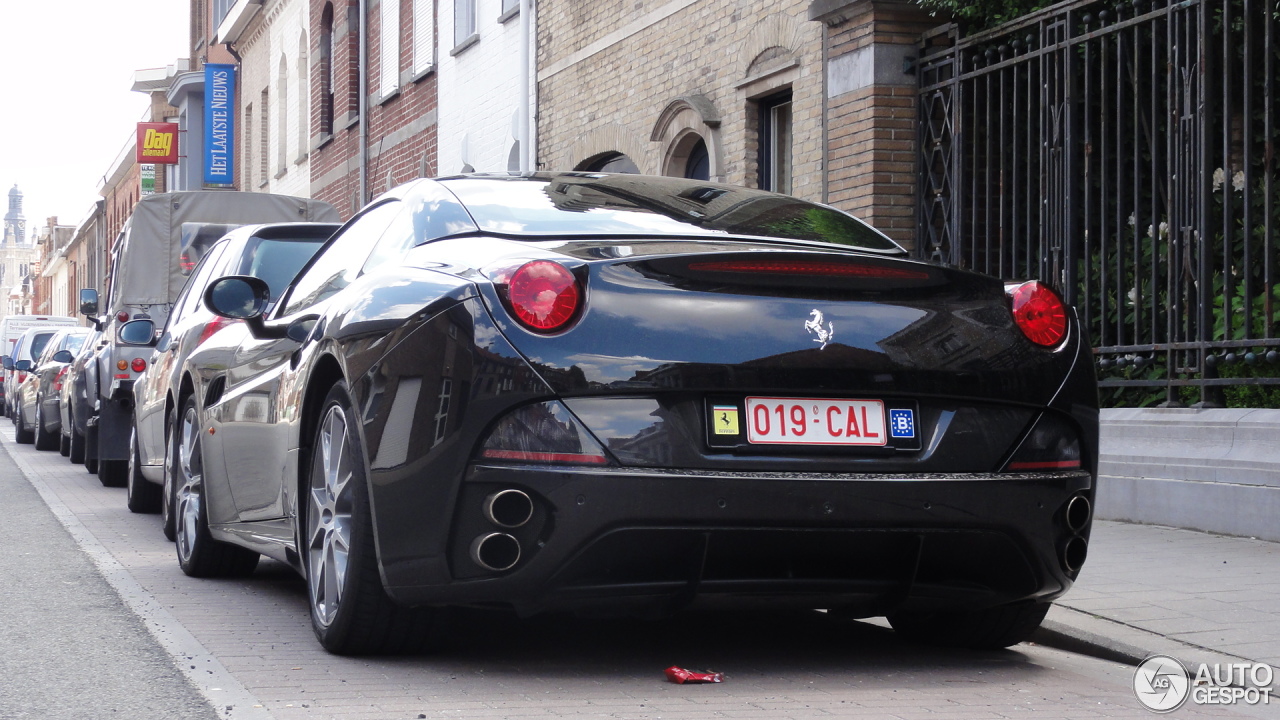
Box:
298, 32, 309, 159
319, 3, 334, 136
577, 152, 640, 174
684, 139, 709, 181
277, 56, 289, 173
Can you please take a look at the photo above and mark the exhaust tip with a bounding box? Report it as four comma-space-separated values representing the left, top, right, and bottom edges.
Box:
484, 489, 534, 528
1065, 495, 1092, 533
1062, 536, 1088, 573
470, 532, 521, 572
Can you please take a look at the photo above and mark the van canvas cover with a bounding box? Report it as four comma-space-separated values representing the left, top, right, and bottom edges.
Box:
110, 191, 340, 312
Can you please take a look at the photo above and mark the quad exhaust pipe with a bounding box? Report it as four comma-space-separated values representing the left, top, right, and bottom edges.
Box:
1062, 536, 1088, 573
1065, 494, 1091, 533
470, 532, 521, 572
483, 488, 534, 528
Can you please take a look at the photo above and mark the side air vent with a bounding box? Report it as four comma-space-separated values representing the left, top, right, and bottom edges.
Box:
204, 376, 227, 408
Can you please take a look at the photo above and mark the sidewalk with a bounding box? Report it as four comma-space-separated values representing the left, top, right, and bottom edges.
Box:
1035, 520, 1280, 680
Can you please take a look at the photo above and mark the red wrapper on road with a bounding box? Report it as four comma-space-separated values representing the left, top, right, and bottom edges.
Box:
664, 666, 724, 684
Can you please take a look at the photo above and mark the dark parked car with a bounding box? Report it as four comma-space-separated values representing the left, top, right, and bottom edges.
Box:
60, 328, 103, 466
152, 173, 1099, 655
124, 222, 339, 523
13, 327, 92, 448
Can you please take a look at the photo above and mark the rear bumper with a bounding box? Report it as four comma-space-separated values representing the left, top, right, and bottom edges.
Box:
385, 464, 1093, 617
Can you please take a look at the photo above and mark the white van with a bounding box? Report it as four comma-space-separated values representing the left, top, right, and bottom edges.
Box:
0, 314, 79, 417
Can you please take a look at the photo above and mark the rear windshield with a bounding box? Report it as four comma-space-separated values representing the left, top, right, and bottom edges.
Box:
180, 223, 242, 276
64, 335, 86, 356
235, 235, 329, 301
27, 332, 56, 361
439, 175, 903, 253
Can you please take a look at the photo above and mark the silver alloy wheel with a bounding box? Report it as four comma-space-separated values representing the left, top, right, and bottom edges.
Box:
307, 402, 355, 628
175, 404, 203, 563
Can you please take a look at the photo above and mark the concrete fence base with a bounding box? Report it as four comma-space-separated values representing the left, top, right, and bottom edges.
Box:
1096, 408, 1280, 542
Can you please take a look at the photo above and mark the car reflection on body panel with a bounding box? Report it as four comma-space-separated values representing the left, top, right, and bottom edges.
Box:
168, 173, 1097, 656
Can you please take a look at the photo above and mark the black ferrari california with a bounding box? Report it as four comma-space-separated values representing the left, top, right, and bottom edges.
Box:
171, 172, 1096, 654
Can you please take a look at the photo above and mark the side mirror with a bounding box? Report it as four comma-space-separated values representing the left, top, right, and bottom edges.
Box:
204, 276, 271, 320
204, 275, 287, 340
118, 319, 158, 346
79, 288, 100, 317
14, 359, 32, 372
52, 350, 74, 363
0, 356, 11, 370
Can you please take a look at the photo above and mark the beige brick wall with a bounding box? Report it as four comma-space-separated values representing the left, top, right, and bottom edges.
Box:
536, 0, 827, 203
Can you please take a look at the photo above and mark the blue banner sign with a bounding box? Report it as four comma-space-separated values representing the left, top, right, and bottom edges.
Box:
204, 64, 236, 185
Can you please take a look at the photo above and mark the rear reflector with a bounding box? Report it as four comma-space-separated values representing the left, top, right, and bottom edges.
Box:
1006, 459, 1082, 470
480, 449, 609, 465
687, 260, 930, 280
478, 400, 610, 466
1003, 412, 1082, 473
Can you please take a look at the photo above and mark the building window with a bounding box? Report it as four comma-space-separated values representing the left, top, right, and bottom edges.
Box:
244, 103, 254, 187
758, 91, 792, 194
578, 153, 640, 174
259, 89, 270, 185
319, 4, 334, 135
453, 0, 475, 49
412, 0, 435, 75
501, 0, 518, 15
381, 0, 401, 98
684, 138, 709, 180
277, 56, 289, 173
297, 34, 309, 159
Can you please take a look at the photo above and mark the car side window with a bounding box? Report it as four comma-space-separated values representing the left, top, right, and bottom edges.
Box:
175, 240, 230, 324
280, 201, 401, 317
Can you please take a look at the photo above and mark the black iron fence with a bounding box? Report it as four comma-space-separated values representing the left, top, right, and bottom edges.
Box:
917, 0, 1280, 406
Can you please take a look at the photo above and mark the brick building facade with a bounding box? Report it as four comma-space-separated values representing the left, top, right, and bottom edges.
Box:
308, 0, 439, 218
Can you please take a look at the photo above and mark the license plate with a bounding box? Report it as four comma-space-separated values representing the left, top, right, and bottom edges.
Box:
744, 397, 887, 446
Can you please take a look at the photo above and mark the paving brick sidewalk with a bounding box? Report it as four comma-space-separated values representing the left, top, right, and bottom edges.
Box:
1040, 520, 1280, 674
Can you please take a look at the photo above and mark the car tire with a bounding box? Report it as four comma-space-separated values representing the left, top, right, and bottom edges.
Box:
174, 396, 259, 577
98, 459, 127, 487
126, 423, 163, 513
85, 422, 98, 474
59, 431, 70, 456
161, 417, 177, 541
34, 404, 58, 451
14, 409, 33, 444
69, 420, 86, 464
303, 381, 439, 655
887, 600, 1052, 650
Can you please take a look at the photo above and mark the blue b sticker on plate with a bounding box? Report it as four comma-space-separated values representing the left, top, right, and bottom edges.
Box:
888, 409, 916, 439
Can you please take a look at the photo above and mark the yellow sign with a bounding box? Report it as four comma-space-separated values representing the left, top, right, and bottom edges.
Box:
712, 405, 739, 435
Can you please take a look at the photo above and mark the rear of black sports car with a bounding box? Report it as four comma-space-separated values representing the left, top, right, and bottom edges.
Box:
352, 175, 1098, 648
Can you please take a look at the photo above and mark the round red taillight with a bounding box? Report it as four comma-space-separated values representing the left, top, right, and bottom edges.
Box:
1008, 281, 1068, 347
131, 358, 147, 373
506, 261, 581, 332
116, 311, 130, 323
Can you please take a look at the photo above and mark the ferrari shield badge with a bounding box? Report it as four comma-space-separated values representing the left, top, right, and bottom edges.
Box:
805, 309, 835, 349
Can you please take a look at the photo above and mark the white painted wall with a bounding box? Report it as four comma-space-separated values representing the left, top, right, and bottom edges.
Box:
239, 0, 312, 197
437, 0, 532, 175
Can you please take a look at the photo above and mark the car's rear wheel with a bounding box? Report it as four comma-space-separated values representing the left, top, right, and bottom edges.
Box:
14, 407, 33, 444
161, 414, 178, 541
304, 381, 438, 655
34, 404, 58, 451
69, 419, 85, 464
126, 422, 162, 513
98, 459, 127, 487
59, 431, 70, 456
887, 600, 1052, 650
174, 397, 259, 577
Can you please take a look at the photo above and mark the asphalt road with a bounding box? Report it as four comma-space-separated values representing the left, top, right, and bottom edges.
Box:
2, 427, 1273, 720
